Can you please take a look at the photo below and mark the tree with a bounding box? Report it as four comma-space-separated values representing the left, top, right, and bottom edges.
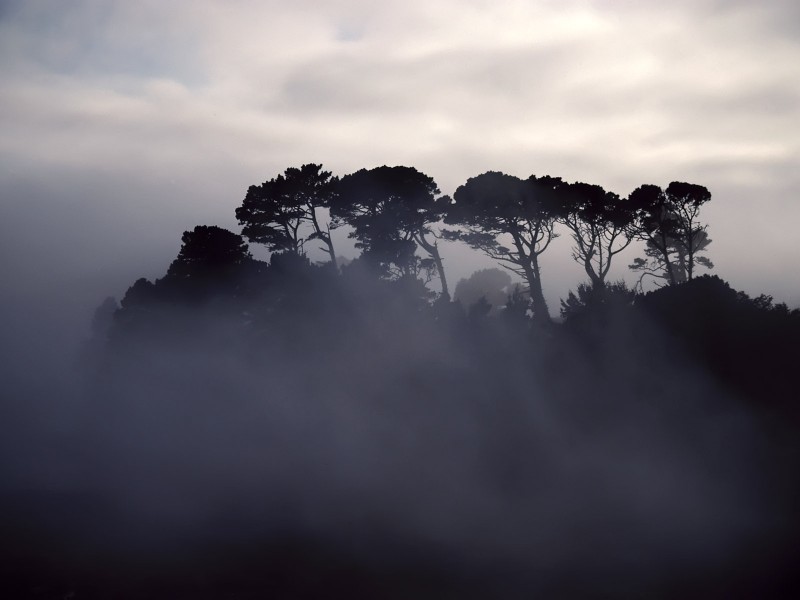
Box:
332, 166, 451, 296
628, 231, 713, 290
112, 226, 255, 337
628, 182, 713, 287
556, 181, 637, 289
559, 280, 635, 326
119, 277, 157, 309
166, 226, 251, 279
162, 225, 253, 301
236, 164, 339, 267
444, 172, 561, 325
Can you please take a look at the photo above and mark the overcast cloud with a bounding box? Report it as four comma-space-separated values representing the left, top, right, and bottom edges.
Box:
1, 0, 799, 342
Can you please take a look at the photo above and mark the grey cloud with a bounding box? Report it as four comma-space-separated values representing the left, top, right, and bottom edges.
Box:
274, 42, 578, 116
698, 0, 800, 41
0, 2, 204, 84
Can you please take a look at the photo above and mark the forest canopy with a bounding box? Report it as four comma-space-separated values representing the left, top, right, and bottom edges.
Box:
100, 163, 799, 427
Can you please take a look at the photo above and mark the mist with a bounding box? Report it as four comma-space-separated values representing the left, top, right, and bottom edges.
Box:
2, 247, 797, 598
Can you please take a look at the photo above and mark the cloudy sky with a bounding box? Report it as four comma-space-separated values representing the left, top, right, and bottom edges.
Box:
1, 0, 799, 338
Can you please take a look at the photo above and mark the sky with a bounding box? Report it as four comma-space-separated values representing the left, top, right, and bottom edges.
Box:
1, 0, 799, 341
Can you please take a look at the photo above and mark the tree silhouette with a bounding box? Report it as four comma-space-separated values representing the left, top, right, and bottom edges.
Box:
236, 164, 339, 267
120, 277, 157, 309
559, 280, 635, 327
629, 230, 713, 290
166, 226, 251, 279
161, 225, 253, 302
333, 166, 450, 295
444, 172, 561, 325
557, 181, 637, 289
628, 182, 713, 287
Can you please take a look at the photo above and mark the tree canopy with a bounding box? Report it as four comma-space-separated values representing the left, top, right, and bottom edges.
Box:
445, 172, 562, 324
628, 181, 713, 287
166, 225, 251, 279
556, 181, 637, 288
333, 165, 451, 295
236, 164, 339, 267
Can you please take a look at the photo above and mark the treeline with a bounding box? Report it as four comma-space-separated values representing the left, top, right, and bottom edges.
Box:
229, 164, 718, 325
89, 167, 798, 412
92, 164, 800, 408
96, 163, 726, 336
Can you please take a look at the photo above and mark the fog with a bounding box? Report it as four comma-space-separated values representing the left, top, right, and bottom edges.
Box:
2, 253, 795, 598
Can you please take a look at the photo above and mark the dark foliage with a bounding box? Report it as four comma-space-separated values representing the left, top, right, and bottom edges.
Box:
444, 172, 562, 324
560, 279, 636, 331
333, 165, 450, 293
556, 182, 637, 287
638, 275, 800, 410
236, 164, 339, 265
628, 182, 714, 286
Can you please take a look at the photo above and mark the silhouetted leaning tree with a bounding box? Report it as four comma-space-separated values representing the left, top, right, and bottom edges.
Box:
444, 172, 561, 325
236, 164, 339, 267
332, 166, 451, 296
628, 181, 713, 287
556, 181, 638, 289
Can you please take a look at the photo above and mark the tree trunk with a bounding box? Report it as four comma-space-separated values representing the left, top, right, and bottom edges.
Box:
323, 225, 338, 270
525, 256, 551, 325
686, 229, 698, 281
584, 256, 602, 288
416, 232, 449, 299
308, 206, 338, 269
656, 231, 677, 285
